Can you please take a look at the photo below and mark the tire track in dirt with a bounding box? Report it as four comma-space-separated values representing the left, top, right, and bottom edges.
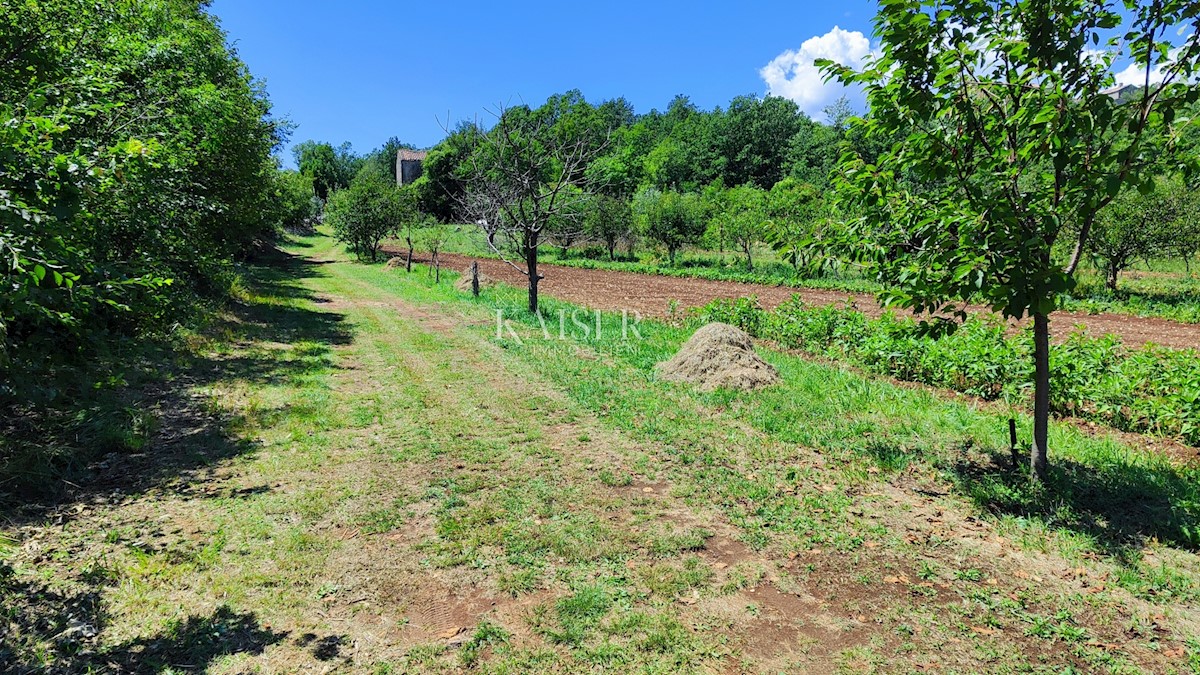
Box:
411, 251, 1200, 350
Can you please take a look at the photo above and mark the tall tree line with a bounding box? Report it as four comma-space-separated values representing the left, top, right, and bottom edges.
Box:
1, 1, 300, 407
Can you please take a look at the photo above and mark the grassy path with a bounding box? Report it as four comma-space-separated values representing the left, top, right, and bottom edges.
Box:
3, 235, 1199, 673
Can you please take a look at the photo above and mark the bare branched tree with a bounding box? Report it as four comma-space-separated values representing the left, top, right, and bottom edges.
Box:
457, 103, 607, 313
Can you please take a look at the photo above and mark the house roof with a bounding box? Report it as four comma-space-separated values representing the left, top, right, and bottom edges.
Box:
1101, 84, 1138, 99
397, 149, 428, 161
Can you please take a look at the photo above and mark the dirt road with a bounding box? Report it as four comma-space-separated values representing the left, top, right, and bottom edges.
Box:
423, 251, 1200, 350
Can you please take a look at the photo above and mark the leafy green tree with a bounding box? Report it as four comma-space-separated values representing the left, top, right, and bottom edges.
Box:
633, 189, 707, 264
823, 0, 1200, 481
1088, 177, 1190, 290
719, 95, 809, 188
416, 222, 453, 282
2, 0, 283, 400
271, 170, 320, 232
418, 121, 482, 222
643, 99, 721, 191
1162, 181, 1200, 273
822, 96, 857, 131
585, 120, 660, 199
394, 185, 427, 272
766, 178, 831, 273
582, 193, 634, 260
293, 140, 359, 202
326, 166, 411, 262
713, 185, 770, 270
786, 121, 841, 188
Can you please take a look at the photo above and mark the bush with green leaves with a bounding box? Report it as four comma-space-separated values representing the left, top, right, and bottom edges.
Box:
696, 297, 1200, 446
271, 170, 321, 232
1, 0, 284, 403
326, 167, 415, 261
708, 184, 769, 270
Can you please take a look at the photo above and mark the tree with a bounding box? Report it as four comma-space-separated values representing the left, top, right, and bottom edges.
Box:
417, 222, 453, 283
643, 100, 721, 191
1165, 184, 1200, 273
582, 193, 634, 260
366, 136, 418, 183
719, 94, 809, 188
1, 0, 284, 451
766, 178, 831, 273
823, 0, 1200, 481
585, 121, 657, 199
822, 95, 857, 131
326, 165, 410, 262
394, 185, 425, 272
714, 185, 770, 270
1088, 177, 1187, 290
461, 100, 607, 313
271, 169, 320, 232
293, 140, 359, 202
418, 121, 481, 221
786, 120, 841, 188
633, 188, 707, 264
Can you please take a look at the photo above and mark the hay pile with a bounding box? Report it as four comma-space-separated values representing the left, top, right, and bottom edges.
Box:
454, 265, 497, 292
656, 323, 780, 392
385, 256, 408, 269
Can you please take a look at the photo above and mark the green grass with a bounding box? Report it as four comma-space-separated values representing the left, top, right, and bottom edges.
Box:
4, 232, 1198, 673
377, 240, 1200, 599
354, 233, 1200, 670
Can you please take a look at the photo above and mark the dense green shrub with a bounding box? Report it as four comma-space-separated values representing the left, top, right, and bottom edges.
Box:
326, 166, 415, 261
1, 1, 286, 401
1, 0, 289, 496
695, 297, 1200, 445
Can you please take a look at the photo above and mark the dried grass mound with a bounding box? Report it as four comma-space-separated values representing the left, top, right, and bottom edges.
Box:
454, 265, 497, 292
385, 256, 407, 269
657, 322, 780, 392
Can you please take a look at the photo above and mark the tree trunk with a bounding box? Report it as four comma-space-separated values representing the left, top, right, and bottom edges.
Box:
607, 239, 616, 261
470, 261, 480, 296
1031, 311, 1051, 483
526, 245, 539, 314
1106, 265, 1119, 292
743, 242, 753, 271
405, 237, 413, 273
435, 251, 441, 283
668, 246, 677, 265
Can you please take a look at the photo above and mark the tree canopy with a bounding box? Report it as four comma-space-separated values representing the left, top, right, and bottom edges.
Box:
822, 0, 1200, 480
1, 0, 287, 406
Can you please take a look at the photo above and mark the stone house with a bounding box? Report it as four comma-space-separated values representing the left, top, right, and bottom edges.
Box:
396, 149, 427, 186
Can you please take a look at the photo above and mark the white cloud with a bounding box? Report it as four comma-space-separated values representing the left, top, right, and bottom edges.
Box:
1113, 53, 1176, 88
759, 27, 876, 120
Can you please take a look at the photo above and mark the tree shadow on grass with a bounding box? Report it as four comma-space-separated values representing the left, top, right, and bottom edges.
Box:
0, 247, 352, 521
944, 445, 1200, 560
0, 563, 288, 674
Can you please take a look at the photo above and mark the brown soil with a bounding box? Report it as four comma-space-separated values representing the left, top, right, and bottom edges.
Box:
414, 251, 1200, 350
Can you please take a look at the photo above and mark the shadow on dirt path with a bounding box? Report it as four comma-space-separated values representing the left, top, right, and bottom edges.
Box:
1, 248, 350, 673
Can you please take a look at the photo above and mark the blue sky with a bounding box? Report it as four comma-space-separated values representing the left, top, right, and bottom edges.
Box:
208, 0, 880, 162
